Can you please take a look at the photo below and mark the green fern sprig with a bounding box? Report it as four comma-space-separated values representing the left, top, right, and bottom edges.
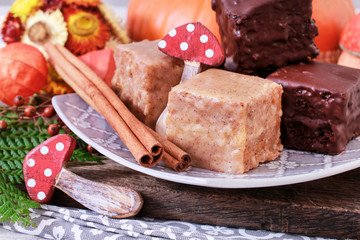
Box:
0, 106, 105, 227
0, 169, 23, 184
0, 179, 39, 227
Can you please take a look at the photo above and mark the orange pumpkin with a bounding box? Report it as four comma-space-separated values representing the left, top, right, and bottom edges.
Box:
312, 0, 355, 63
127, 0, 220, 42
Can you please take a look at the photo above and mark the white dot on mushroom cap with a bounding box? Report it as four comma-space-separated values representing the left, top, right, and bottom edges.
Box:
205, 49, 214, 58
56, 142, 64, 151
40, 146, 49, 155
187, 24, 195, 32
37, 192, 46, 201
44, 168, 52, 177
169, 29, 176, 37
200, 35, 208, 43
180, 42, 188, 51
158, 40, 167, 49
27, 158, 35, 167
27, 179, 36, 188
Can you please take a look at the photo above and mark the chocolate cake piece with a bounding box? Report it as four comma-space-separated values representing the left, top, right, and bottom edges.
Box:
267, 61, 360, 154
212, 0, 319, 74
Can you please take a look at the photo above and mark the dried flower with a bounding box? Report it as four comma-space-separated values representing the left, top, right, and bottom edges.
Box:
1, 13, 24, 44
98, 4, 130, 44
41, 0, 63, 13
10, 0, 44, 22
63, 5, 111, 55
63, 0, 101, 7
22, 9, 68, 58
42, 63, 73, 95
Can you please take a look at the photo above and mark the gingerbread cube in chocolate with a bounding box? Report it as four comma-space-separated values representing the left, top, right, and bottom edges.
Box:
212, 0, 319, 74
267, 61, 360, 154
111, 40, 184, 129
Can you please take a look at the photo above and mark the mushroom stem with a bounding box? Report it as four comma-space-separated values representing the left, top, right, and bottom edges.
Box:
55, 167, 143, 218
340, 45, 360, 58
180, 60, 201, 83
156, 60, 201, 137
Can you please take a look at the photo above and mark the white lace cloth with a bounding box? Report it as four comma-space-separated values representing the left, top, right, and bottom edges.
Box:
2, 205, 331, 240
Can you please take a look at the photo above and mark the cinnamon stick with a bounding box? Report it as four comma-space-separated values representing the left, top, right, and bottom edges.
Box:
147, 127, 191, 171
162, 152, 188, 172
54, 44, 163, 160
45, 43, 155, 167
48, 59, 96, 111
46, 43, 191, 171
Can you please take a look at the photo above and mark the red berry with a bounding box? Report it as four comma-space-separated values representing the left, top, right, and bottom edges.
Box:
24, 106, 36, 117
57, 117, 64, 126
14, 95, 24, 106
42, 106, 55, 118
47, 124, 59, 136
87, 145, 96, 153
0, 120, 7, 131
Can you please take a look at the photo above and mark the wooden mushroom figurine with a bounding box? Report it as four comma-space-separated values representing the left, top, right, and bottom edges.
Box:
156, 22, 224, 136
338, 13, 360, 69
23, 134, 143, 218
158, 22, 224, 82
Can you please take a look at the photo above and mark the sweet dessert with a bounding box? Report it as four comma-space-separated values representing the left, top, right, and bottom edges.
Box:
166, 68, 283, 174
212, 0, 319, 74
111, 40, 184, 129
267, 61, 360, 154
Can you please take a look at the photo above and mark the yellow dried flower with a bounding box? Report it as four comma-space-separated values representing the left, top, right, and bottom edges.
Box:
42, 63, 73, 95
98, 4, 130, 44
10, 0, 44, 22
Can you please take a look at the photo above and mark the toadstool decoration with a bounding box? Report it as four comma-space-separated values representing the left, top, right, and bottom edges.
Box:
23, 134, 143, 218
338, 13, 360, 69
158, 22, 224, 82
156, 22, 224, 136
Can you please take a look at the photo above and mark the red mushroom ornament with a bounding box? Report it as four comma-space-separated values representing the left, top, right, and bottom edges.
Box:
158, 22, 224, 82
338, 13, 360, 69
156, 22, 224, 136
23, 134, 143, 218
340, 13, 360, 57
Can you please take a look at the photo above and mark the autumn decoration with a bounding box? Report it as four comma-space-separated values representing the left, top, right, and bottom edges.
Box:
1, 0, 129, 95
0, 42, 48, 106
338, 13, 360, 70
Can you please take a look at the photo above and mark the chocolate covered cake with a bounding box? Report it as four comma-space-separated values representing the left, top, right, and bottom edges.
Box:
212, 0, 319, 74
267, 61, 360, 154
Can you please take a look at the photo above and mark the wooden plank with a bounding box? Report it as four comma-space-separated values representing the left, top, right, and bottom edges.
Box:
50, 160, 360, 239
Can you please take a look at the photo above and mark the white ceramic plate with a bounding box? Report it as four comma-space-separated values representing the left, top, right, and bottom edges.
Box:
53, 93, 360, 188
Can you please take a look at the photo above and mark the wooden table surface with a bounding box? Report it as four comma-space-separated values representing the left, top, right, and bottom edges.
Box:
49, 159, 360, 239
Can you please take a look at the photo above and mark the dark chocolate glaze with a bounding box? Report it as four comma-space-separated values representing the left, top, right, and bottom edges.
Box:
212, 0, 319, 74
267, 61, 360, 154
